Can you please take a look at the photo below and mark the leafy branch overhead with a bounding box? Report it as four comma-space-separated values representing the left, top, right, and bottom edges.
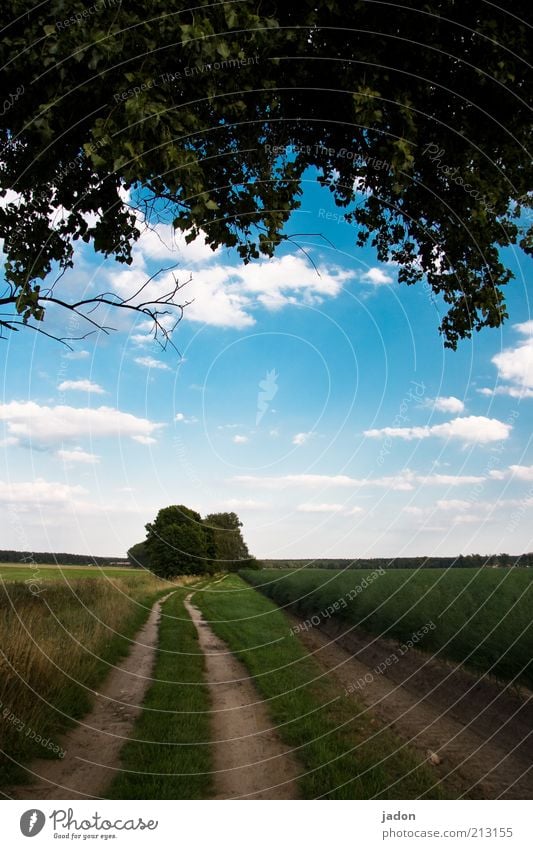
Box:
1, 1, 532, 347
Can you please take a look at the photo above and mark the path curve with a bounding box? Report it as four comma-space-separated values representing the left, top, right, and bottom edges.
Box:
184, 593, 301, 799
6, 591, 175, 800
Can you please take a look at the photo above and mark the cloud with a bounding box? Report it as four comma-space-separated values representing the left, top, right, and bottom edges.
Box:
297, 502, 344, 513
297, 502, 364, 515
175, 413, 198, 424
57, 379, 105, 394
56, 448, 100, 465
233, 434, 249, 444
360, 267, 393, 285
232, 470, 484, 491
132, 435, 157, 445
134, 356, 171, 371
0, 401, 163, 446
109, 249, 356, 333
292, 431, 314, 446
431, 396, 465, 414
488, 321, 533, 395
364, 415, 511, 444
0, 478, 87, 505
222, 498, 266, 510
64, 350, 90, 360
489, 464, 533, 482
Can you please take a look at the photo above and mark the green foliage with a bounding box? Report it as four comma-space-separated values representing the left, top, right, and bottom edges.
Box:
145, 504, 214, 577
1, 2, 531, 345
203, 511, 251, 571
242, 568, 533, 688
126, 541, 151, 570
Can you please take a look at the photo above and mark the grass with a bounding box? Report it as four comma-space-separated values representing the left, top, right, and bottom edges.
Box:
241, 568, 533, 689
196, 575, 447, 799
0, 572, 175, 788
105, 583, 212, 799
0, 563, 144, 582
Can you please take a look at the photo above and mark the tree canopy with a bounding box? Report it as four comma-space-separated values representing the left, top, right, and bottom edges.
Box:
204, 511, 253, 571
1, 1, 531, 346
145, 504, 215, 577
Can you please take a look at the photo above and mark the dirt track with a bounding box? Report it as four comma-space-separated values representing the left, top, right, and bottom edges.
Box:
185, 593, 301, 799
290, 613, 533, 799
5, 592, 175, 800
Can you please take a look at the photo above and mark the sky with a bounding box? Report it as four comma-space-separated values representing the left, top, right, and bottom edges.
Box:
1, 174, 533, 559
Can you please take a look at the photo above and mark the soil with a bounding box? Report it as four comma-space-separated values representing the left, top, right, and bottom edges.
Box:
289, 613, 533, 799
5, 592, 175, 800
184, 593, 301, 799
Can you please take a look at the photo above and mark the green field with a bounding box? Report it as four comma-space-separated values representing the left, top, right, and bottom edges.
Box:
0, 563, 144, 582
241, 568, 533, 689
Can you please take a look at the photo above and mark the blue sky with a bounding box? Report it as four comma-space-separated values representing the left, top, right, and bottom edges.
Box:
1, 177, 533, 558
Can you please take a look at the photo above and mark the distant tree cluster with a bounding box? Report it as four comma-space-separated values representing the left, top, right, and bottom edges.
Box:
0, 550, 129, 566
260, 554, 533, 570
128, 506, 257, 577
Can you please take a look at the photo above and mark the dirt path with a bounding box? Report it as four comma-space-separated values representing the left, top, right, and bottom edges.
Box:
184, 593, 301, 799
6, 592, 175, 800
291, 614, 533, 799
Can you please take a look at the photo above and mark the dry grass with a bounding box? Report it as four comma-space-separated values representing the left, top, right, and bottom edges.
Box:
0, 573, 177, 787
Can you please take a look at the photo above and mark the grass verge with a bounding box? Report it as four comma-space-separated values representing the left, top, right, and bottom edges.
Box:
196, 575, 446, 800
0, 573, 173, 788
105, 584, 212, 799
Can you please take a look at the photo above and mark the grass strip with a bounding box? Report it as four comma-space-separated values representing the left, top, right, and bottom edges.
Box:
196, 575, 446, 800
105, 584, 212, 799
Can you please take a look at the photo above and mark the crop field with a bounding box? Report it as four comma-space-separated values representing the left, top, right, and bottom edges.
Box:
241, 568, 533, 689
0, 563, 144, 582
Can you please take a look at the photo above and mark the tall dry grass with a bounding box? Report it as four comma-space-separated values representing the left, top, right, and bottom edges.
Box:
0, 572, 173, 786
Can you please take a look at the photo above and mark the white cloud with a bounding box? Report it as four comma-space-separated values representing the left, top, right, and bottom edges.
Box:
175, 413, 198, 424
431, 396, 465, 414
477, 386, 533, 399
489, 322, 533, 394
364, 415, 511, 444
222, 498, 266, 510
0, 401, 162, 446
58, 379, 105, 394
292, 431, 314, 446
65, 350, 90, 360
297, 502, 364, 516
132, 435, 157, 445
233, 434, 249, 444
297, 502, 344, 513
232, 470, 484, 491
0, 478, 87, 505
134, 356, 171, 371
109, 249, 356, 333
57, 448, 100, 465
489, 464, 533, 482
360, 267, 393, 286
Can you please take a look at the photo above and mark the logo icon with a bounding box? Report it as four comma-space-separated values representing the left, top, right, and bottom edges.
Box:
20, 810, 46, 837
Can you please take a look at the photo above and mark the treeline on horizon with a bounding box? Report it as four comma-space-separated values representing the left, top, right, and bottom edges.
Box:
259, 553, 533, 570
0, 550, 129, 566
